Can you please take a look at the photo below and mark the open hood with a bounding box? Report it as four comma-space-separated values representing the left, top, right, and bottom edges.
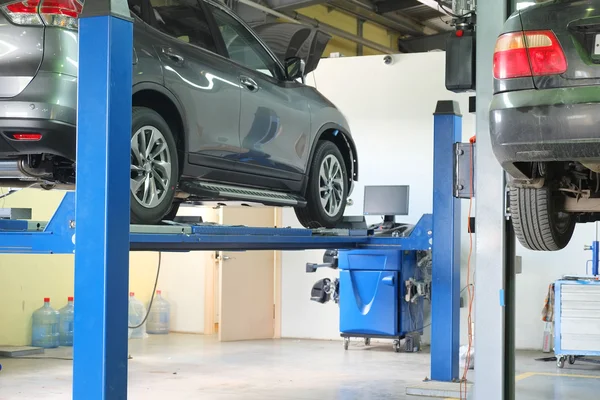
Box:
253, 23, 331, 75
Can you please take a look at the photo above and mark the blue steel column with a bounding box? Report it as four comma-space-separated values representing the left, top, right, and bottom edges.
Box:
73, 0, 133, 398
431, 101, 462, 381
592, 241, 599, 276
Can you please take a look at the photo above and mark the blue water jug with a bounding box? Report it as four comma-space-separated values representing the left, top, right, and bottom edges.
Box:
59, 297, 74, 346
32, 298, 59, 348
147, 290, 170, 334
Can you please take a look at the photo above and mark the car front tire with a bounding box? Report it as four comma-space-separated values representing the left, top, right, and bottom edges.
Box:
295, 140, 348, 228
510, 186, 575, 251
130, 107, 179, 224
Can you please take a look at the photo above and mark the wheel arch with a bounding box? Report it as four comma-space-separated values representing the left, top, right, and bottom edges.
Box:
132, 82, 187, 174
305, 123, 358, 196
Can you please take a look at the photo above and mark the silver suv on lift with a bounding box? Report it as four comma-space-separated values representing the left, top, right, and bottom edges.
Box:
0, 0, 358, 227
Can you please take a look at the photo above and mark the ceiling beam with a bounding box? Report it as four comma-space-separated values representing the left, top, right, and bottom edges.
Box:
375, 0, 421, 14
397, 31, 450, 52
416, 0, 452, 16
265, 0, 327, 11
327, 0, 438, 36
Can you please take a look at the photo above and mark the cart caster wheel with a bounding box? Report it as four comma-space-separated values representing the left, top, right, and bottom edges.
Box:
568, 355, 576, 365
557, 356, 566, 369
365, 338, 371, 346
393, 340, 401, 353
344, 337, 350, 351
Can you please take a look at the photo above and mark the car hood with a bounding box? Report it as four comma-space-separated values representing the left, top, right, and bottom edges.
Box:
253, 23, 331, 75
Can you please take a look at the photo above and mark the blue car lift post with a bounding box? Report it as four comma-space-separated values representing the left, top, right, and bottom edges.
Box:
0, 0, 463, 393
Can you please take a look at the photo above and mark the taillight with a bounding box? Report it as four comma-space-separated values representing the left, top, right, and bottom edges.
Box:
493, 30, 567, 79
12, 133, 42, 141
1, 0, 82, 29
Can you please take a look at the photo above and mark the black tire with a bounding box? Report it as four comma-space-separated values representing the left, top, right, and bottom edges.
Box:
130, 107, 179, 224
510, 186, 575, 251
295, 141, 348, 228
163, 201, 181, 221
568, 355, 576, 365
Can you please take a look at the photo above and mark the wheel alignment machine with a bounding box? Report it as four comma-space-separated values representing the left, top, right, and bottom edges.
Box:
0, 0, 468, 393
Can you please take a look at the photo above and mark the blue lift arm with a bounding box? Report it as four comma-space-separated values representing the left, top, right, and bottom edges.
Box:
0, 192, 434, 253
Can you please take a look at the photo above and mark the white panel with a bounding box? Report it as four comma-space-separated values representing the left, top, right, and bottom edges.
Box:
562, 334, 600, 352
560, 284, 600, 351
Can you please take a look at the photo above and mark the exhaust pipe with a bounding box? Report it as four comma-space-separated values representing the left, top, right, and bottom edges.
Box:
0, 158, 52, 180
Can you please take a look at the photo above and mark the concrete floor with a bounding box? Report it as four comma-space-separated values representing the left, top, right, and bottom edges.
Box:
0, 334, 599, 399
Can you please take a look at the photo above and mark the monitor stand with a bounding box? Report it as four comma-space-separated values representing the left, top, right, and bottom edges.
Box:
382, 215, 396, 230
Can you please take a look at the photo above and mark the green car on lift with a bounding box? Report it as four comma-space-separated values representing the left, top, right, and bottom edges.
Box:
490, 0, 600, 251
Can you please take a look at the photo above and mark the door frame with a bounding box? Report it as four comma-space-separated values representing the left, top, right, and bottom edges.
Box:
203, 207, 283, 338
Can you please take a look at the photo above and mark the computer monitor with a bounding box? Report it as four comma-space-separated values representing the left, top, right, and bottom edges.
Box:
363, 185, 410, 227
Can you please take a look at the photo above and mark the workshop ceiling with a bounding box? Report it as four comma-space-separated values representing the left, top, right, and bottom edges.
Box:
235, 0, 454, 52
267, 0, 452, 34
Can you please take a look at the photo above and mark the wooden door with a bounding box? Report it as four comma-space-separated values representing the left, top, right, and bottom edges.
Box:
218, 207, 275, 341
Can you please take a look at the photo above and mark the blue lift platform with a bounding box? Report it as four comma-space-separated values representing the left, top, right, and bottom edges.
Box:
0, 0, 465, 396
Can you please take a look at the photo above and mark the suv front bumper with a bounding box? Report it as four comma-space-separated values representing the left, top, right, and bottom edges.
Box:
490, 86, 600, 179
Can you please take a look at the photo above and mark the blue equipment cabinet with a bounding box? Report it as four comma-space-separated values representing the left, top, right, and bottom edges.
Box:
338, 249, 424, 348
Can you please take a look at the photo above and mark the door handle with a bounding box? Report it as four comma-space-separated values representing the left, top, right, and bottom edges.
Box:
240, 75, 259, 92
161, 47, 184, 64
216, 254, 233, 261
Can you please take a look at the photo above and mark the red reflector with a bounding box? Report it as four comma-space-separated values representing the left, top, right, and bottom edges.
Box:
493, 30, 567, 79
456, 30, 464, 37
12, 133, 42, 141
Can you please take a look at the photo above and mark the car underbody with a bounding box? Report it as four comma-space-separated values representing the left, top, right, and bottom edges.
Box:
509, 160, 600, 222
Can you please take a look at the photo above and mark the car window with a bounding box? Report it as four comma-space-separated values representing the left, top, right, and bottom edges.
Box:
148, 0, 217, 53
208, 5, 284, 80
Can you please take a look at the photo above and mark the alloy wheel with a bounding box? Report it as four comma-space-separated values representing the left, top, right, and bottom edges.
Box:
319, 154, 344, 217
130, 125, 172, 209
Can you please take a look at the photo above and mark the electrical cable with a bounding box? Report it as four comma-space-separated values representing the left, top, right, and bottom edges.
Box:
461, 137, 476, 400
128, 251, 162, 329
405, 323, 431, 336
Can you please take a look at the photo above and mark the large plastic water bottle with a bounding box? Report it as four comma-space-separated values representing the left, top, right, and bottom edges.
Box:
128, 292, 147, 339
32, 298, 59, 348
59, 297, 74, 346
146, 290, 170, 334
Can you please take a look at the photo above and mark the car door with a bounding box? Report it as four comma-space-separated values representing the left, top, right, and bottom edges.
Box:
146, 0, 242, 166
207, 3, 311, 180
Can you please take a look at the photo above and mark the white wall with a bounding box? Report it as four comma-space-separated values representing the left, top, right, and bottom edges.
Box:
282, 53, 474, 345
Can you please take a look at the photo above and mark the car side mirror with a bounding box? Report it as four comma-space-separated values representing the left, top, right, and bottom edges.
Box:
285, 57, 306, 84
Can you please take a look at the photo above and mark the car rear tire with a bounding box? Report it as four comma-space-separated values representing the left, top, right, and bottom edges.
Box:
510, 186, 575, 251
295, 140, 348, 228
130, 107, 179, 224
